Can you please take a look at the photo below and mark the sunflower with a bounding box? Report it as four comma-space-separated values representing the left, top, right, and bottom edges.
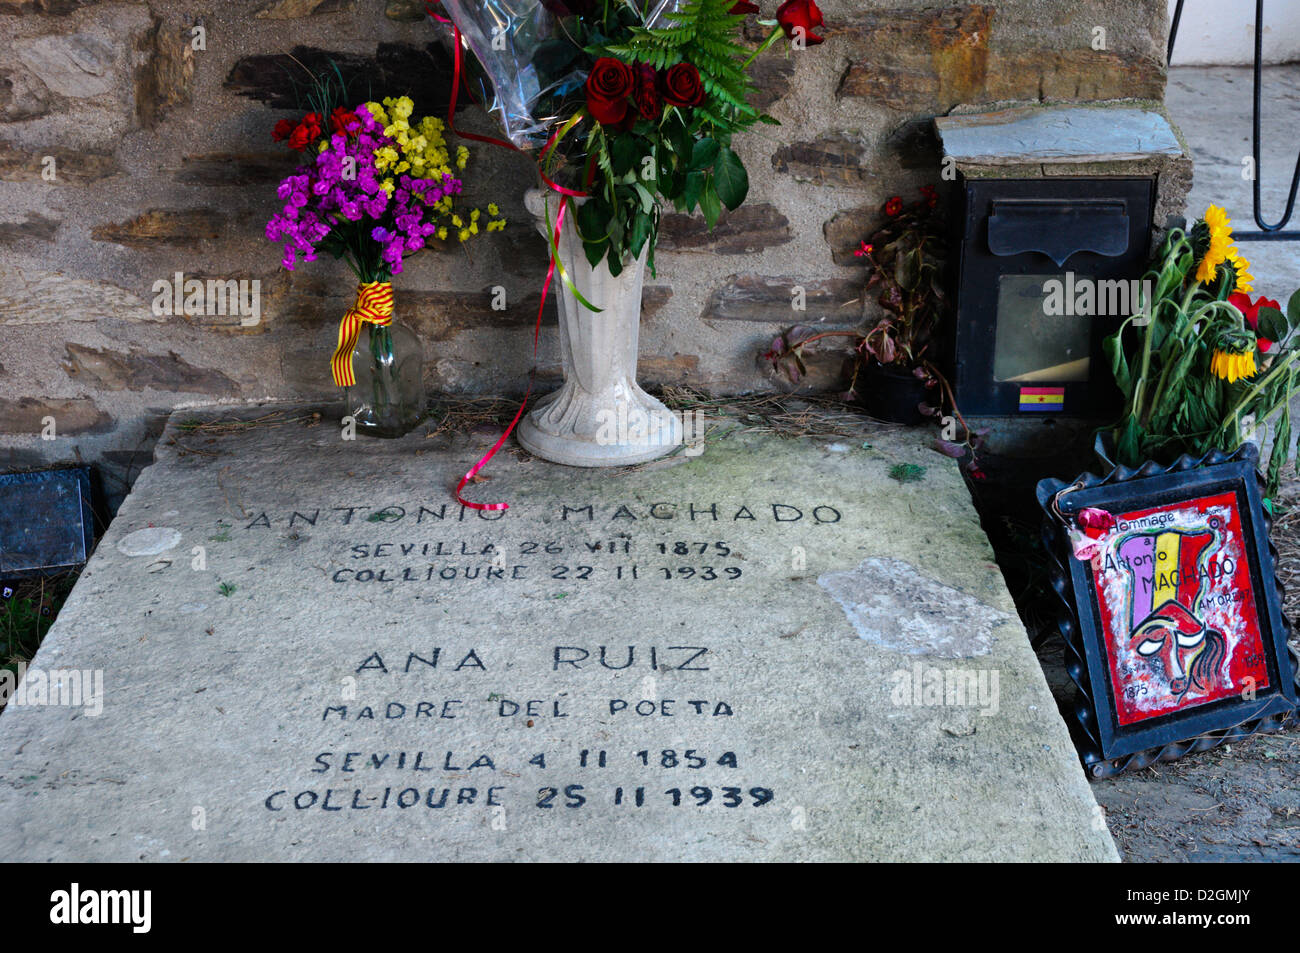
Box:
1211, 327, 1259, 383
1228, 249, 1255, 293
1195, 205, 1235, 284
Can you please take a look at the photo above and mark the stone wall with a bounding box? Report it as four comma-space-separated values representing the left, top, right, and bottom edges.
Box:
0, 0, 1169, 507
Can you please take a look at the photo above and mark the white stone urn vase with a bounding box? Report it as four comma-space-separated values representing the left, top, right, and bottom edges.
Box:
519, 188, 681, 467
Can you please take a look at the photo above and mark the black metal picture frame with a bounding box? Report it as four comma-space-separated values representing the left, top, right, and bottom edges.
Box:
1037, 445, 1300, 778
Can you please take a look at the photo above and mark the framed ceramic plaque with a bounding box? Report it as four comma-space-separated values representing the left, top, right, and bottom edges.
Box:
1038, 447, 1299, 778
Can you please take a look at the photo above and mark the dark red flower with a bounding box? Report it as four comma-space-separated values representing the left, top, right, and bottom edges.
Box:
730, 1, 760, 13
272, 118, 295, 142
585, 57, 634, 127
330, 107, 359, 135
853, 240, 874, 258
776, 0, 824, 45
920, 184, 938, 207
659, 62, 705, 108
884, 195, 903, 217
287, 122, 314, 151
1230, 291, 1281, 352
634, 62, 662, 121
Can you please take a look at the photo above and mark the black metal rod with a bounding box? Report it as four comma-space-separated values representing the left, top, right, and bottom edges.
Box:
1167, 0, 1184, 66
1167, 0, 1299, 242
1235, 232, 1300, 242
1250, 0, 1300, 235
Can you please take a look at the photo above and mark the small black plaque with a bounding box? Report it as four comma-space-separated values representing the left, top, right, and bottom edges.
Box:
0, 468, 95, 578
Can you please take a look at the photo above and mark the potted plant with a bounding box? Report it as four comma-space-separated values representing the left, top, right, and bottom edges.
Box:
434, 0, 828, 466
763, 188, 951, 423
761, 188, 983, 470
265, 81, 503, 438
1103, 205, 1300, 498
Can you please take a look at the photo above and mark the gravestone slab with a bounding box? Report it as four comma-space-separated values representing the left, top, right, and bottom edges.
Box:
0, 405, 1117, 861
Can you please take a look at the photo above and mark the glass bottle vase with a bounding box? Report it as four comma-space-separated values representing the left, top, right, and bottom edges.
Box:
345, 322, 425, 438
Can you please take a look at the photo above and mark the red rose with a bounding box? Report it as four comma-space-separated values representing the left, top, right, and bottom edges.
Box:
659, 62, 705, 108
585, 57, 634, 127
884, 195, 903, 217
776, 0, 824, 45
730, 1, 760, 13
272, 118, 295, 142
634, 62, 662, 121
1230, 291, 1281, 352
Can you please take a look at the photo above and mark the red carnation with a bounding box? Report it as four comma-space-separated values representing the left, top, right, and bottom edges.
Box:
330, 107, 359, 135
1230, 291, 1282, 352
730, 1, 760, 13
287, 123, 313, 150
776, 0, 824, 45
272, 118, 295, 143
585, 57, 634, 127
659, 62, 705, 108
286, 112, 323, 151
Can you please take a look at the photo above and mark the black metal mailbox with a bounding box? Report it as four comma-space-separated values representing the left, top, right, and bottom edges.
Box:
954, 176, 1156, 416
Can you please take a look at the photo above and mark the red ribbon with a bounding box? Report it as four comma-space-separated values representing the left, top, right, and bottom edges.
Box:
425, 1, 588, 511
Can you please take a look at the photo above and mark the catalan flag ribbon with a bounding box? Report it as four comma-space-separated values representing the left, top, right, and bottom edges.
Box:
1019, 386, 1065, 412
331, 281, 394, 388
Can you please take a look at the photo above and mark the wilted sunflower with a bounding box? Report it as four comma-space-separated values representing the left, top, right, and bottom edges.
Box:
1195, 205, 1235, 285
1211, 328, 1258, 383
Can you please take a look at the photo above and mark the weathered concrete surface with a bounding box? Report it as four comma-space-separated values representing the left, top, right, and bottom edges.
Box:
0, 404, 1117, 861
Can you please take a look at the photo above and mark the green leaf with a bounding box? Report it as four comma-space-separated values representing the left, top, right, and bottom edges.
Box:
1268, 401, 1291, 499
1257, 306, 1288, 343
1104, 333, 1132, 399
690, 137, 720, 171
610, 134, 641, 177
681, 170, 705, 212
713, 145, 748, 210
584, 237, 610, 269
699, 181, 721, 229
633, 182, 656, 215
1289, 288, 1300, 330
629, 211, 652, 260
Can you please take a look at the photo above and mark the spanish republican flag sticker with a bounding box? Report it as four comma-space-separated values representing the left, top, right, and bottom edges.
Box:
1019, 386, 1065, 411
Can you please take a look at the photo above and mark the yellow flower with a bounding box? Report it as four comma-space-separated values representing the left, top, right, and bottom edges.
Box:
488, 203, 500, 217
438, 227, 448, 240
1228, 249, 1254, 293
387, 96, 414, 120
1211, 348, 1257, 383
458, 228, 471, 242
1196, 204, 1236, 285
